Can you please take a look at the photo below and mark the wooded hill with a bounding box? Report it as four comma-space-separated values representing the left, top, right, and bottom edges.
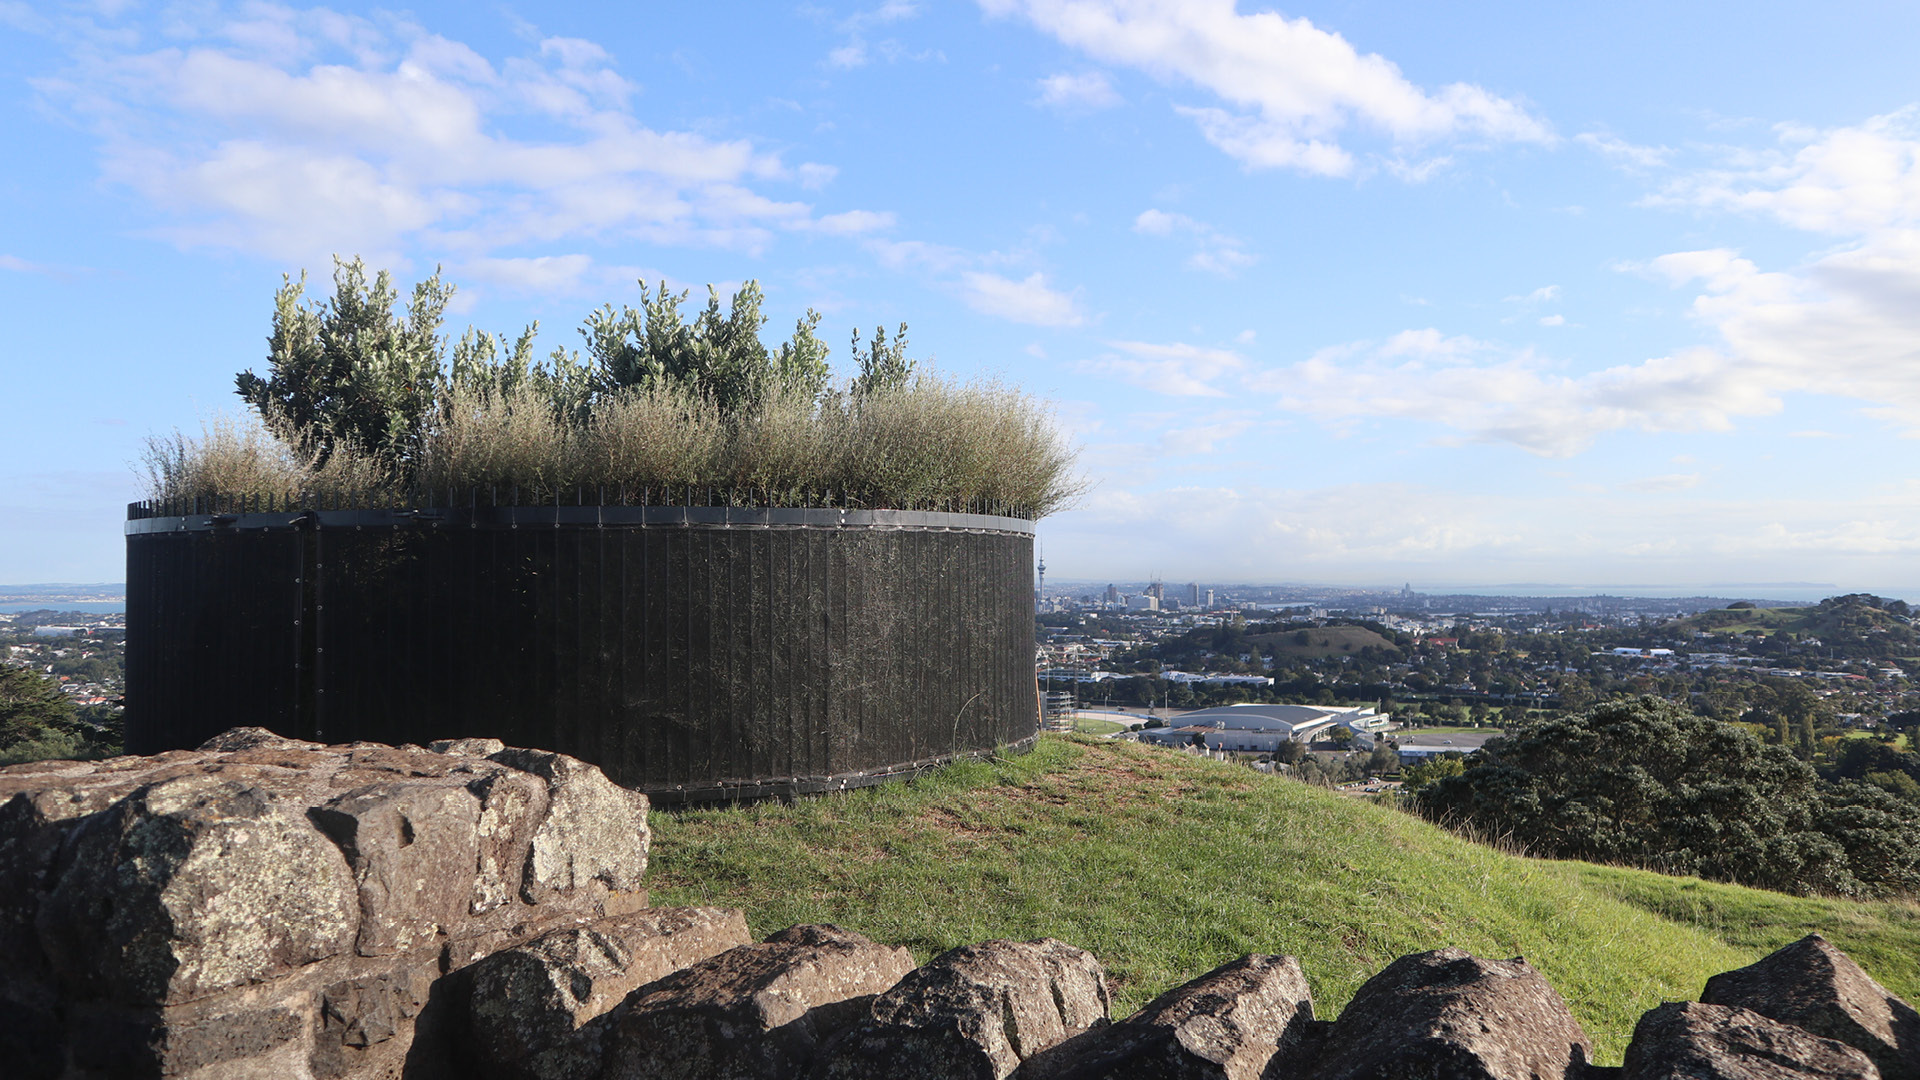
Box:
1672, 594, 1919, 660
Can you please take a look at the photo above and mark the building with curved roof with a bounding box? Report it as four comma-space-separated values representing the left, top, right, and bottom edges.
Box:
1136, 703, 1383, 755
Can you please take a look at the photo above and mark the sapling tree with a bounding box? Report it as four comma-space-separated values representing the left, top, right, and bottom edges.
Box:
236, 257, 452, 468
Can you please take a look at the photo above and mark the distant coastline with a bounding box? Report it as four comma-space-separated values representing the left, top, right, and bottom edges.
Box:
0, 584, 127, 615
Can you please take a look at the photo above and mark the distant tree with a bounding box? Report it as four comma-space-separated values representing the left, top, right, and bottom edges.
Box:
1885, 711, 1920, 733
1402, 755, 1466, 791
1419, 696, 1920, 897
0, 665, 74, 746
1277, 741, 1307, 765
1366, 742, 1399, 776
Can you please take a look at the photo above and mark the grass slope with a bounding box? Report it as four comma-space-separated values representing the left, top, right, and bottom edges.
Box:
646, 735, 1920, 1063
1248, 624, 1398, 658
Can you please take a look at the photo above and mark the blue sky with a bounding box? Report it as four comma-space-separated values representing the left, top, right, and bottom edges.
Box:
4, 1, 1920, 596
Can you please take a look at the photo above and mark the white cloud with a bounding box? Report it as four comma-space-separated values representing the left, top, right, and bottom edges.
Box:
1251, 329, 1779, 457
797, 162, 839, 189
1042, 479, 1920, 584
1384, 155, 1452, 183
460, 254, 595, 293
0, 254, 58, 274
1506, 285, 1561, 304
865, 237, 972, 272
809, 209, 898, 234
1082, 340, 1244, 396
1652, 106, 1920, 233
457, 254, 672, 296
1259, 110, 1920, 454
1577, 131, 1671, 171
1538, 314, 1565, 326
1131, 208, 1255, 276
958, 271, 1085, 326
32, 9, 877, 274
839, 1, 921, 32
1036, 71, 1121, 109
825, 5, 936, 71
827, 40, 870, 68
1130, 208, 1182, 236
1158, 414, 1252, 454
981, 0, 1552, 175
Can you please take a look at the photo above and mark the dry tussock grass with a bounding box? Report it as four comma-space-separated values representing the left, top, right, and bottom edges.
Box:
145, 374, 1082, 518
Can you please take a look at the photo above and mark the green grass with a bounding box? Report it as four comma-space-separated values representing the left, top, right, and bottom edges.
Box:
645, 735, 1920, 1063
1070, 716, 1126, 735
1392, 725, 1495, 736
1248, 624, 1398, 658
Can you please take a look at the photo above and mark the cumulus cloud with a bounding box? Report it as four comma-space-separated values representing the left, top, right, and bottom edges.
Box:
1036, 71, 1121, 109
1132, 208, 1255, 275
30, 6, 878, 273
1651, 106, 1920, 233
980, 0, 1551, 175
958, 271, 1085, 326
1082, 340, 1244, 396
1259, 110, 1920, 454
1249, 329, 1779, 457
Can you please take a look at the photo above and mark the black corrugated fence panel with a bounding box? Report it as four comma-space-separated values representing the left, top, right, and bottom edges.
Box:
125, 506, 1038, 802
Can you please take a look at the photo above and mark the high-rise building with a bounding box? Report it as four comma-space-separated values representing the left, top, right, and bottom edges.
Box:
1105, 583, 1119, 604
1185, 583, 1200, 608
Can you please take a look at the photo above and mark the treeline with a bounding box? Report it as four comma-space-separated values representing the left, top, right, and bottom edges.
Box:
1417, 697, 1920, 898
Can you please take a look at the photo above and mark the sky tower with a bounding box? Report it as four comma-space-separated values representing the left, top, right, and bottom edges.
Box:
1035, 541, 1045, 604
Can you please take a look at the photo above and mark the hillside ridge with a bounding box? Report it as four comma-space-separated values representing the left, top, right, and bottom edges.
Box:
647, 734, 1920, 1062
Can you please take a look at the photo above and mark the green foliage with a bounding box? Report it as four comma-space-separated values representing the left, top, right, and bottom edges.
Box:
1402, 755, 1466, 790
646, 735, 1920, 1062
0, 666, 119, 763
236, 258, 453, 469
1419, 697, 1920, 898
575, 280, 795, 417
1826, 739, 1920, 801
849, 323, 914, 395
0, 664, 74, 745
195, 261, 1083, 518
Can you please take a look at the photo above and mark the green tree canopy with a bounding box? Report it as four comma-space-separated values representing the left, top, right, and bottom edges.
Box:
235, 259, 854, 476
1419, 696, 1920, 897
0, 665, 76, 746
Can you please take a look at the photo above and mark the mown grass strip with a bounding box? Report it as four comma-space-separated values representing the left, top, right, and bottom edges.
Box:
646, 734, 1920, 1063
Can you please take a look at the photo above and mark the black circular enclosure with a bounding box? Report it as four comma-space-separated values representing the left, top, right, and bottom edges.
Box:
125, 503, 1038, 802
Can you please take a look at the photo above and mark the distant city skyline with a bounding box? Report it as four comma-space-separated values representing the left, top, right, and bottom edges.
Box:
5, 2, 1920, 592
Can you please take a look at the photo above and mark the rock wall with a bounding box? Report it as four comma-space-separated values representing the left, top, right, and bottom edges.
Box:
0, 728, 740, 1079
5, 731, 1918, 1079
